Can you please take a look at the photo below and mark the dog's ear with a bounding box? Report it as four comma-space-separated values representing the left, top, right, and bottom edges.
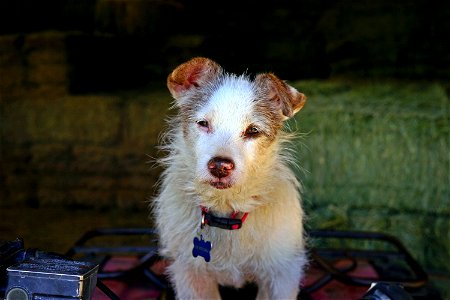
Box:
255, 73, 306, 120
167, 57, 222, 103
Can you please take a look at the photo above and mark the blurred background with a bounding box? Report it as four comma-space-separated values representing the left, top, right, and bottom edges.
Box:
0, 0, 449, 297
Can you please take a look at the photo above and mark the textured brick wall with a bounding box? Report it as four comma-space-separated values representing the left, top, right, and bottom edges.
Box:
0, 32, 170, 209
0, 32, 68, 97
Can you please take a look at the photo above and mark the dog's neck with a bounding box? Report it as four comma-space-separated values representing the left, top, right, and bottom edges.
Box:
197, 194, 263, 216
192, 173, 279, 215
200, 206, 249, 230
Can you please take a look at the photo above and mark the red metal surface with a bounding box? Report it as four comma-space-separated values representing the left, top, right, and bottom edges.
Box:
93, 256, 162, 300
302, 259, 378, 300
92, 256, 379, 300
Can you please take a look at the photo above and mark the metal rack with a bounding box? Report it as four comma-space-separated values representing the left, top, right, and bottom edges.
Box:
64, 228, 440, 300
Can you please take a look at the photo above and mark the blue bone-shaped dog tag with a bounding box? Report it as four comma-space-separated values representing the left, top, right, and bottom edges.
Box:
192, 235, 212, 262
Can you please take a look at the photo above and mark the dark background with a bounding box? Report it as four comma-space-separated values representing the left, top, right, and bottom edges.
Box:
1, 0, 449, 93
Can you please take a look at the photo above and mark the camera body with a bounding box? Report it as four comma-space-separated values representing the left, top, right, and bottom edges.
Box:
6, 257, 98, 300
1, 239, 98, 300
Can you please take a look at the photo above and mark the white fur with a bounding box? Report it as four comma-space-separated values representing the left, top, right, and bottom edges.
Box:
152, 62, 307, 299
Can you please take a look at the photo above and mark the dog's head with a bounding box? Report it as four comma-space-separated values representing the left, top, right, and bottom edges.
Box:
167, 57, 306, 191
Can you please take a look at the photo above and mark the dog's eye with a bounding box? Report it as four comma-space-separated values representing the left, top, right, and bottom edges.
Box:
244, 125, 260, 138
197, 120, 208, 127
197, 120, 209, 129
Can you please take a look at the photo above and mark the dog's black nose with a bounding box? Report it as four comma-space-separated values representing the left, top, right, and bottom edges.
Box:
208, 157, 235, 178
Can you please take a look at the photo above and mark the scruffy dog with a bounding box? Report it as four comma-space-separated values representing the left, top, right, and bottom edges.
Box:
153, 57, 307, 299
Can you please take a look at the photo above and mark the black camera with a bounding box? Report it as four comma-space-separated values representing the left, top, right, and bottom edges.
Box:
1, 238, 98, 300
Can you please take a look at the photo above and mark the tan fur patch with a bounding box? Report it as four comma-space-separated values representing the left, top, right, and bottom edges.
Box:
255, 73, 306, 119
167, 57, 222, 101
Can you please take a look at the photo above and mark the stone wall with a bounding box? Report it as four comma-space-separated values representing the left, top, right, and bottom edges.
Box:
0, 32, 68, 98
0, 32, 170, 209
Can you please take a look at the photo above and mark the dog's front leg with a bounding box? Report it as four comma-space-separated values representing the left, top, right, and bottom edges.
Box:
255, 264, 302, 300
169, 261, 221, 300
256, 279, 300, 300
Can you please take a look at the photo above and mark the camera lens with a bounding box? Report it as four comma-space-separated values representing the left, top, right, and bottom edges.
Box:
6, 288, 29, 300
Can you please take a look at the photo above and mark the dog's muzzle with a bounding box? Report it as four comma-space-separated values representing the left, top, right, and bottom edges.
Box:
207, 157, 234, 178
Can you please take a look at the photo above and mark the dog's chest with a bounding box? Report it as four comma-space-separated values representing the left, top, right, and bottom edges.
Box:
197, 228, 257, 286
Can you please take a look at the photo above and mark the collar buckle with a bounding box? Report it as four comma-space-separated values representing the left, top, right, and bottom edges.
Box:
201, 207, 248, 230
